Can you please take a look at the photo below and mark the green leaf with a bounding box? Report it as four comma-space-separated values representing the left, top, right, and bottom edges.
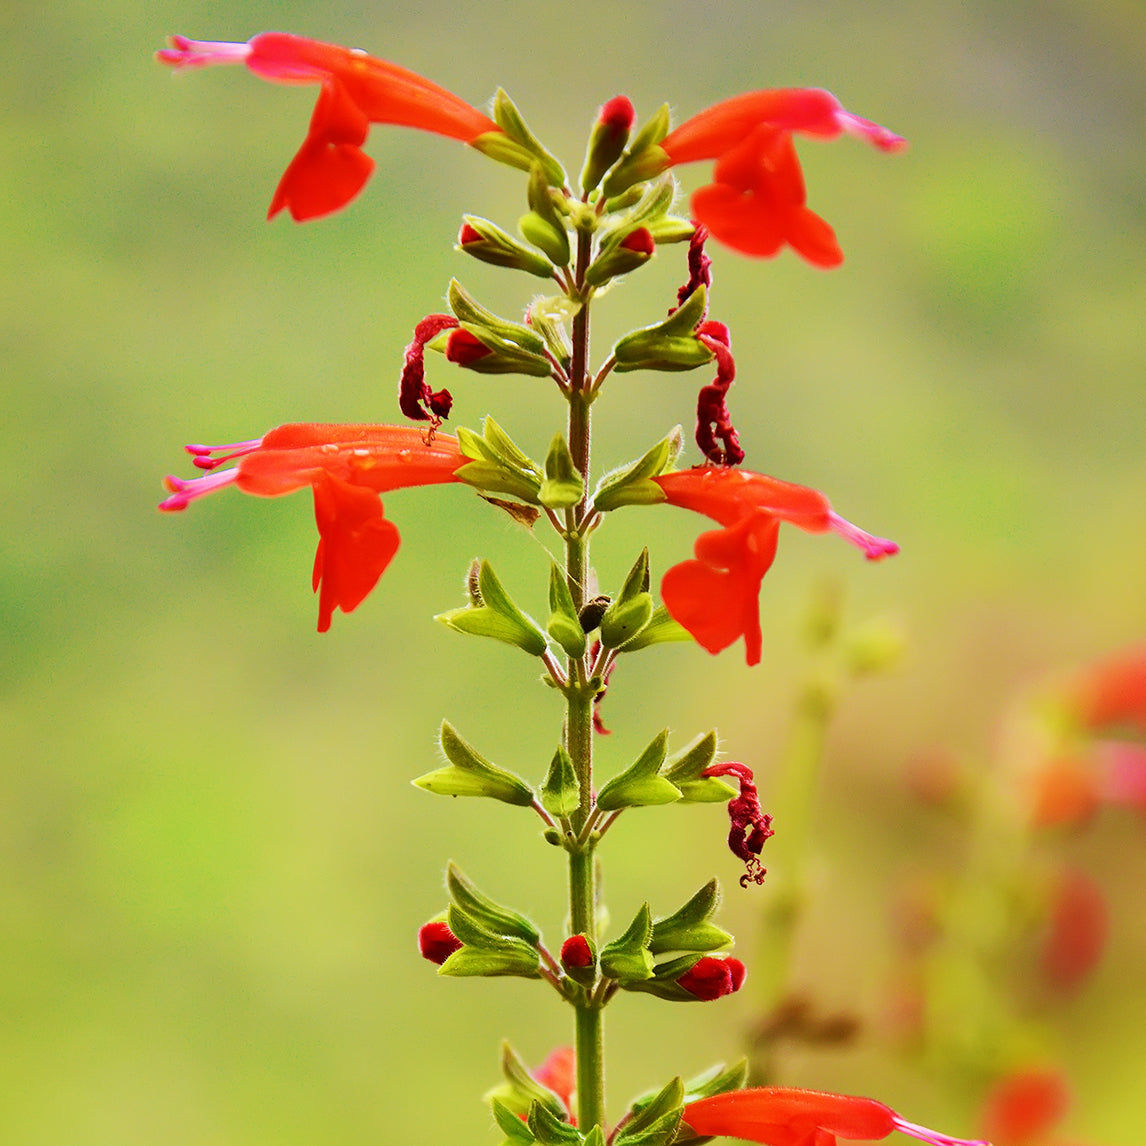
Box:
597, 731, 681, 811
486, 1043, 569, 1121
412, 721, 536, 806
447, 861, 540, 945
662, 732, 737, 802
540, 745, 580, 818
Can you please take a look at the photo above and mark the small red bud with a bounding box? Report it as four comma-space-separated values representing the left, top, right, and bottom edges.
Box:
458, 222, 483, 245
620, 228, 656, 256
676, 956, 746, 1000
599, 95, 636, 134
418, 920, 462, 965
560, 934, 594, 969
445, 328, 492, 365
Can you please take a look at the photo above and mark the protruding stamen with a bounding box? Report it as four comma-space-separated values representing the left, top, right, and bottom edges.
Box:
828, 512, 900, 560
892, 1116, 990, 1146
159, 467, 239, 511
834, 110, 908, 153
185, 438, 264, 470
156, 36, 253, 70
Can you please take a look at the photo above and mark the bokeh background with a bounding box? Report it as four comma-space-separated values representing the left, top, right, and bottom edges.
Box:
3, 0, 1144, 1142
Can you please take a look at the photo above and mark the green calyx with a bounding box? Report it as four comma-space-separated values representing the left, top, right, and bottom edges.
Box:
599, 549, 654, 649
599, 903, 655, 982
597, 730, 682, 811
591, 430, 681, 513
447, 861, 541, 946
662, 732, 738, 802
613, 1077, 684, 1146
599, 104, 672, 199
436, 559, 549, 657
413, 720, 536, 806
546, 564, 587, 659
649, 880, 733, 955
487, 1042, 571, 1123
459, 214, 556, 278
439, 904, 541, 978
444, 279, 553, 376
540, 434, 585, 509
520, 163, 571, 267
612, 285, 714, 373
489, 89, 567, 187
456, 417, 544, 505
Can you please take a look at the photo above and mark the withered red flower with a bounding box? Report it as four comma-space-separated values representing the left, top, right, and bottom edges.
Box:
160, 423, 466, 631
682, 1087, 988, 1146
653, 469, 898, 665
157, 33, 498, 220
660, 88, 905, 265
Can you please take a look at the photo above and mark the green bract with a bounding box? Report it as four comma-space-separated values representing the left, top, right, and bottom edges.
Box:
596, 730, 682, 811
436, 560, 549, 656
413, 721, 536, 806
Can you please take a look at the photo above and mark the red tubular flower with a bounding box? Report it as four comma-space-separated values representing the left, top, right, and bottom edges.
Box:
682, 1088, 988, 1146
160, 423, 466, 631
157, 33, 499, 220
653, 469, 898, 665
660, 88, 905, 265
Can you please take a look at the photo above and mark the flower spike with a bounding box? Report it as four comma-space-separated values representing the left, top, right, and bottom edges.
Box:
158, 33, 499, 220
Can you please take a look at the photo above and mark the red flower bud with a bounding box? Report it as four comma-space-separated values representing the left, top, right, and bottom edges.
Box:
445, 328, 492, 365
676, 955, 746, 1000
599, 95, 635, 134
458, 222, 483, 246
619, 228, 656, 256
560, 934, 594, 969
418, 920, 462, 965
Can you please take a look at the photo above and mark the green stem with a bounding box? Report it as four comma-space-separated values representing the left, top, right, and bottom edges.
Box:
565, 225, 604, 1133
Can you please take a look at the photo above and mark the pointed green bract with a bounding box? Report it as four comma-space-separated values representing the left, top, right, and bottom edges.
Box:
448, 278, 549, 355
614, 605, 694, 652
540, 434, 585, 509
614, 1077, 684, 1146
650, 879, 733, 954
413, 721, 536, 806
547, 564, 587, 659
448, 861, 541, 945
440, 904, 542, 977
487, 1043, 569, 1121
599, 902, 655, 981
600, 549, 654, 649
459, 214, 556, 277
592, 430, 682, 512
541, 745, 581, 817
436, 560, 550, 657
612, 286, 714, 372
522, 164, 571, 266
662, 732, 737, 802
527, 1100, 581, 1145
492, 1098, 538, 1144
491, 89, 567, 187
600, 104, 671, 199
596, 730, 682, 811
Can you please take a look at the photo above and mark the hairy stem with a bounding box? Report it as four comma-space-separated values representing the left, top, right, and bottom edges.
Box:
566, 224, 604, 1133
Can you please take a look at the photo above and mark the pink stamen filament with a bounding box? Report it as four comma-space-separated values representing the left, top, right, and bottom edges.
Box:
892, 1116, 990, 1146
186, 438, 264, 470
828, 512, 900, 560
159, 467, 239, 511
156, 36, 253, 70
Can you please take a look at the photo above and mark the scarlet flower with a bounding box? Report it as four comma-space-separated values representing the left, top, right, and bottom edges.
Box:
157, 33, 498, 220
653, 469, 898, 665
659, 88, 905, 265
160, 423, 466, 631
682, 1087, 988, 1146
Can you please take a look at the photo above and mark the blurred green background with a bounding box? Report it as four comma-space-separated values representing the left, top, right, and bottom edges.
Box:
3, 0, 1144, 1142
